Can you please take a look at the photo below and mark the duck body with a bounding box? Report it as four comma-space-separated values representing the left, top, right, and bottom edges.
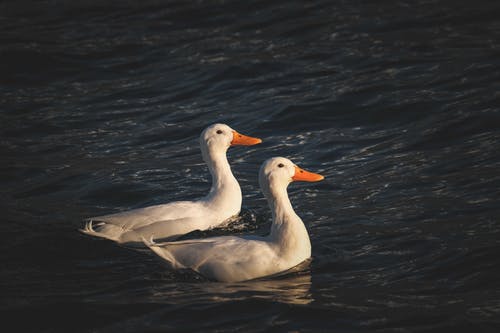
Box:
81, 123, 261, 245
84, 200, 237, 245
145, 157, 323, 282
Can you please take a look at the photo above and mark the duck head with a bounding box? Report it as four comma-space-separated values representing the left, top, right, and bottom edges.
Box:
259, 157, 324, 198
200, 123, 262, 156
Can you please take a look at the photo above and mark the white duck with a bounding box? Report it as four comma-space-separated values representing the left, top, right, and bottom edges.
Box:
81, 123, 262, 245
143, 157, 324, 282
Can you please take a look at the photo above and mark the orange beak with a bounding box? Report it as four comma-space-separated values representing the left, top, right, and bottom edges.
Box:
292, 165, 324, 182
230, 130, 262, 146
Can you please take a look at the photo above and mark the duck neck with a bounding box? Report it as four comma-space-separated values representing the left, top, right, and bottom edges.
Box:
266, 183, 311, 257
203, 148, 241, 215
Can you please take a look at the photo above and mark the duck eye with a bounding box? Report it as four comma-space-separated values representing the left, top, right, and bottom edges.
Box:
278, 163, 284, 168
216, 130, 223, 134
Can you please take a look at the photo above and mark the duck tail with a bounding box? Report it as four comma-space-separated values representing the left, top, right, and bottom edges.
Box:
141, 235, 157, 247
142, 235, 180, 268
141, 235, 171, 247
79, 219, 123, 242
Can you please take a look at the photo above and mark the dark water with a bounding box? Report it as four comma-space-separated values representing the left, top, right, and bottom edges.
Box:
2, 0, 500, 331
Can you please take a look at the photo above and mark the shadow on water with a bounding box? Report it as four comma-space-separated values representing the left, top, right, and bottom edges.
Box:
88, 271, 313, 333
151, 268, 313, 306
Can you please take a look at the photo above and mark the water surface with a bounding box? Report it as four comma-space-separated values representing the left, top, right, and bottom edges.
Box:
1, 0, 500, 331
